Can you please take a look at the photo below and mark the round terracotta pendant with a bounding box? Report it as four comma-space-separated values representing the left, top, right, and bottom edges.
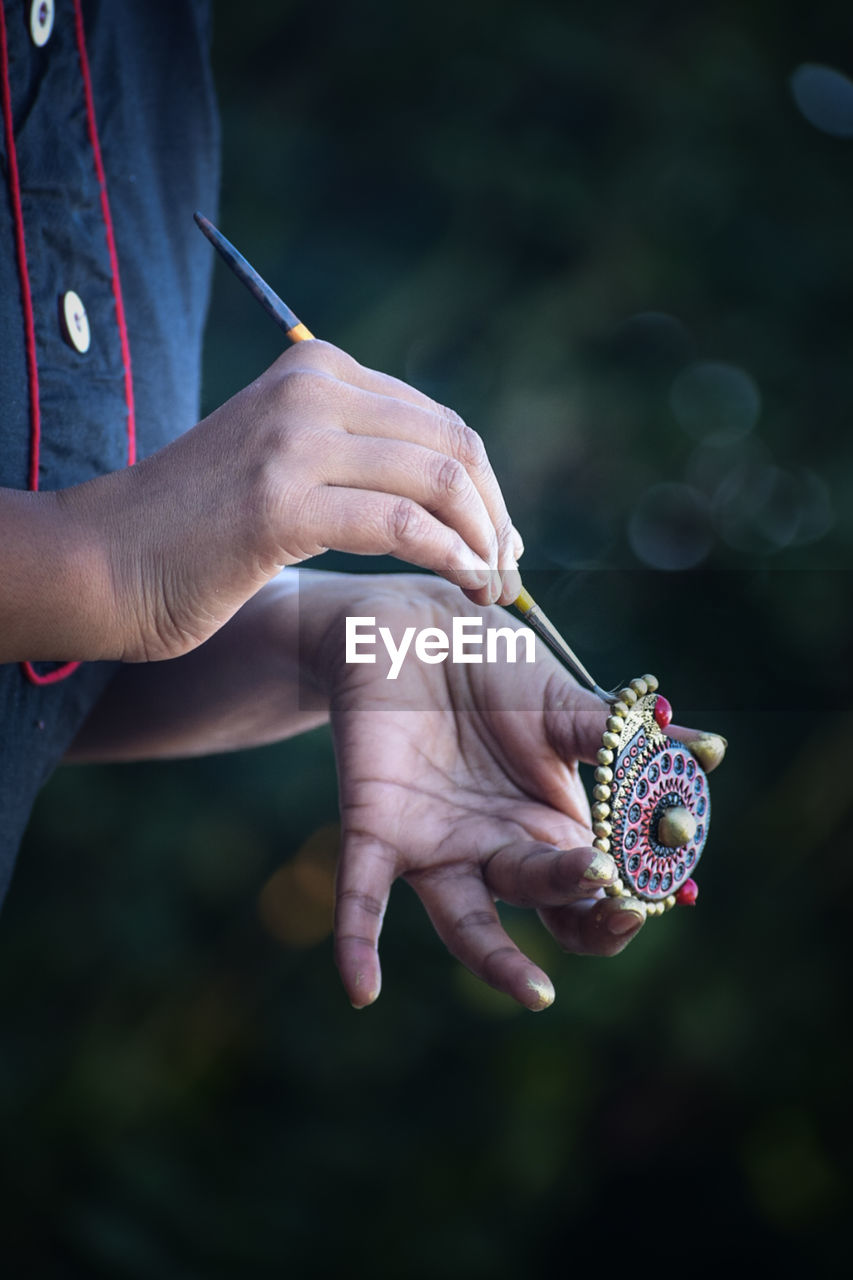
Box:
592, 677, 709, 916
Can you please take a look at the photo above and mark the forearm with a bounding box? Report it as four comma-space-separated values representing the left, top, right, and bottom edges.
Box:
66, 569, 426, 762
0, 486, 118, 662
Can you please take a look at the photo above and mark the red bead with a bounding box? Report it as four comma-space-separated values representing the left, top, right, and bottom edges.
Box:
654, 695, 672, 729
675, 878, 698, 907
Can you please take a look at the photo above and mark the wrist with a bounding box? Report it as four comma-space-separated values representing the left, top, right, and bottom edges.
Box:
0, 484, 121, 663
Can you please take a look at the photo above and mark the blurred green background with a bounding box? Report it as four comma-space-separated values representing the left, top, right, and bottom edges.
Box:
2, 0, 852, 1274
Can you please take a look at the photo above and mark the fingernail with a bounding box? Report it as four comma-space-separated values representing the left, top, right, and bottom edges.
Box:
582, 850, 617, 884
606, 899, 646, 936
459, 550, 493, 591
350, 971, 380, 1009
351, 986, 379, 1009
689, 734, 727, 771
512, 526, 525, 558
526, 976, 555, 1010
501, 566, 523, 602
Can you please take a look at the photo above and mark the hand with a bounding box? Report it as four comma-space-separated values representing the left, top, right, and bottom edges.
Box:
57, 339, 522, 664
319, 576, 727, 1010
66, 567, 727, 1004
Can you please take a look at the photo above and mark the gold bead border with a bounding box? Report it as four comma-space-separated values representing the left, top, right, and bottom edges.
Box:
591, 673, 678, 919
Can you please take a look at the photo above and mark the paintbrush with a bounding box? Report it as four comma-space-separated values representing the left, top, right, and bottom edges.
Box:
194, 211, 616, 703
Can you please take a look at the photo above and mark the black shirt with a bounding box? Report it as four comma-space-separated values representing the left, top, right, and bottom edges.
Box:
0, 0, 220, 903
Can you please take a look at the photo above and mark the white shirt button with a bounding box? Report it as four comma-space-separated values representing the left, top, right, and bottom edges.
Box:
60, 291, 91, 354
29, 0, 55, 48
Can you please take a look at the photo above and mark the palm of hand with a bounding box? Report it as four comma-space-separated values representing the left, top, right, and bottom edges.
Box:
327, 601, 634, 1011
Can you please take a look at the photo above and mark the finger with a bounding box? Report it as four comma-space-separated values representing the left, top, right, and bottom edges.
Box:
278, 343, 520, 598
411, 867, 555, 1011
539, 894, 647, 958
544, 681, 613, 766
321, 433, 500, 577
512, 526, 525, 560
484, 842, 619, 907
544, 680, 729, 774
334, 835, 396, 1009
296, 484, 499, 605
338, 385, 521, 599
668, 726, 728, 773
283, 339, 445, 415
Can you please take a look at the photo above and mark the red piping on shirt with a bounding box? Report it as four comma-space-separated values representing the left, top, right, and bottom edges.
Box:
0, 2, 41, 496
0, 1, 136, 686
72, 0, 136, 468
0, 3, 72, 684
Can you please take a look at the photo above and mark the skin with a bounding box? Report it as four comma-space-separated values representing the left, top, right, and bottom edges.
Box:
70, 571, 726, 1011
2, 337, 726, 1007
0, 340, 522, 664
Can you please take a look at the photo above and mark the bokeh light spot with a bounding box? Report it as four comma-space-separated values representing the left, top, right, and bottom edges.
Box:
791, 468, 834, 545
670, 361, 761, 441
258, 824, 339, 948
713, 461, 833, 553
628, 482, 713, 570
685, 434, 772, 497
790, 63, 853, 139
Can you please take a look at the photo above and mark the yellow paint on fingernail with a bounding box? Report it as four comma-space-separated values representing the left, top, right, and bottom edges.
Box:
689, 734, 727, 771
582, 851, 617, 884
526, 977, 555, 1010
